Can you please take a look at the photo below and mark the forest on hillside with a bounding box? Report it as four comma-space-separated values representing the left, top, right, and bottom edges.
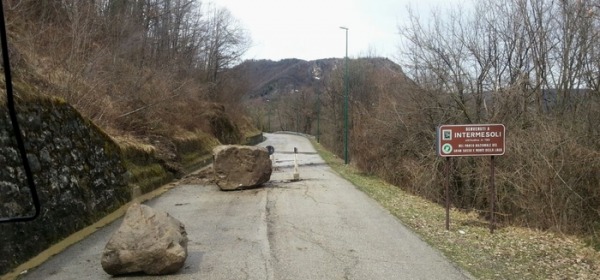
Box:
0, 1, 262, 274
4, 0, 254, 143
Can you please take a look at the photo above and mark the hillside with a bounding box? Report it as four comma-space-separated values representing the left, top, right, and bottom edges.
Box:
0, 2, 261, 274
234, 57, 409, 100
2, 1, 258, 162
228, 56, 416, 138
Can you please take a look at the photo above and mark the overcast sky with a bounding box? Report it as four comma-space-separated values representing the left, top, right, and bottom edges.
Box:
208, 0, 469, 62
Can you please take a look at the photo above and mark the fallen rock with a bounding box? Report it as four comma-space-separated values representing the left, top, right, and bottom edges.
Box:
101, 203, 188, 275
213, 145, 272, 191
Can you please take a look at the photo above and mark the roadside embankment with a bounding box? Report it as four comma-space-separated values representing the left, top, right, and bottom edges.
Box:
0, 95, 263, 277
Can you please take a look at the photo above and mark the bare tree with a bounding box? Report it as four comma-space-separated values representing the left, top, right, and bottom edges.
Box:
202, 5, 251, 84
396, 0, 600, 236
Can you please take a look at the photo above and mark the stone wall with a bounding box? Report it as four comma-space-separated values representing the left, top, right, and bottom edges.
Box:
0, 97, 130, 274
0, 96, 265, 275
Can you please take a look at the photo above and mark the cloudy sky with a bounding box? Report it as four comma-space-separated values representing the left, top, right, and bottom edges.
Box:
209, 0, 469, 62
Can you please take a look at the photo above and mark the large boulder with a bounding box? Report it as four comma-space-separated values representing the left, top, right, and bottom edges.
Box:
213, 145, 272, 191
101, 203, 188, 275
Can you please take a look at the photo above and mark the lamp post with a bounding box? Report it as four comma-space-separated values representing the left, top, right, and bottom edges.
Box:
296, 96, 300, 132
267, 99, 271, 132
340, 26, 349, 165
316, 89, 320, 143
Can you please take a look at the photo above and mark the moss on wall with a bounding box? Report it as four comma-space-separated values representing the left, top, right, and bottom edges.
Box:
0, 97, 129, 274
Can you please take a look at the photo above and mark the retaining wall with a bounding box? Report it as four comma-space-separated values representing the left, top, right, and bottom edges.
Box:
0, 97, 129, 274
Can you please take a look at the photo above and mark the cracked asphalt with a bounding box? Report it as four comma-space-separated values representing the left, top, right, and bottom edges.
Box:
21, 133, 472, 280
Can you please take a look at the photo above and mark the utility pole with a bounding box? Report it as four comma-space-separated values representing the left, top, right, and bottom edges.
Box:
267, 99, 271, 132
317, 90, 320, 143
340, 26, 349, 165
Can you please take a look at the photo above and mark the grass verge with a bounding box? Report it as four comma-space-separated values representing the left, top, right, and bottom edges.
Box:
311, 140, 600, 280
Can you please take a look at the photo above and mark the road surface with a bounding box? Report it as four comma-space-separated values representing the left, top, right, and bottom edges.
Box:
21, 133, 471, 280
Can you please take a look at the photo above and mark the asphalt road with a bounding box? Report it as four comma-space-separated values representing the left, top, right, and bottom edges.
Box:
21, 133, 472, 280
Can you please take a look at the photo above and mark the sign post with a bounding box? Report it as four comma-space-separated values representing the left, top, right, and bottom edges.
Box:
444, 157, 451, 230
490, 156, 496, 233
437, 124, 505, 233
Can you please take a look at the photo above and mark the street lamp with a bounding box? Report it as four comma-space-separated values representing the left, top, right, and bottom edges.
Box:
340, 26, 349, 165
266, 99, 271, 132
316, 89, 320, 143
296, 93, 300, 132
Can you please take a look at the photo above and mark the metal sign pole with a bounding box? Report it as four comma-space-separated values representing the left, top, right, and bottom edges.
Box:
445, 157, 451, 230
490, 156, 496, 234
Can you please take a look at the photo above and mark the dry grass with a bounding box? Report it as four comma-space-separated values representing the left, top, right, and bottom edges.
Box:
312, 139, 600, 280
112, 135, 157, 155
